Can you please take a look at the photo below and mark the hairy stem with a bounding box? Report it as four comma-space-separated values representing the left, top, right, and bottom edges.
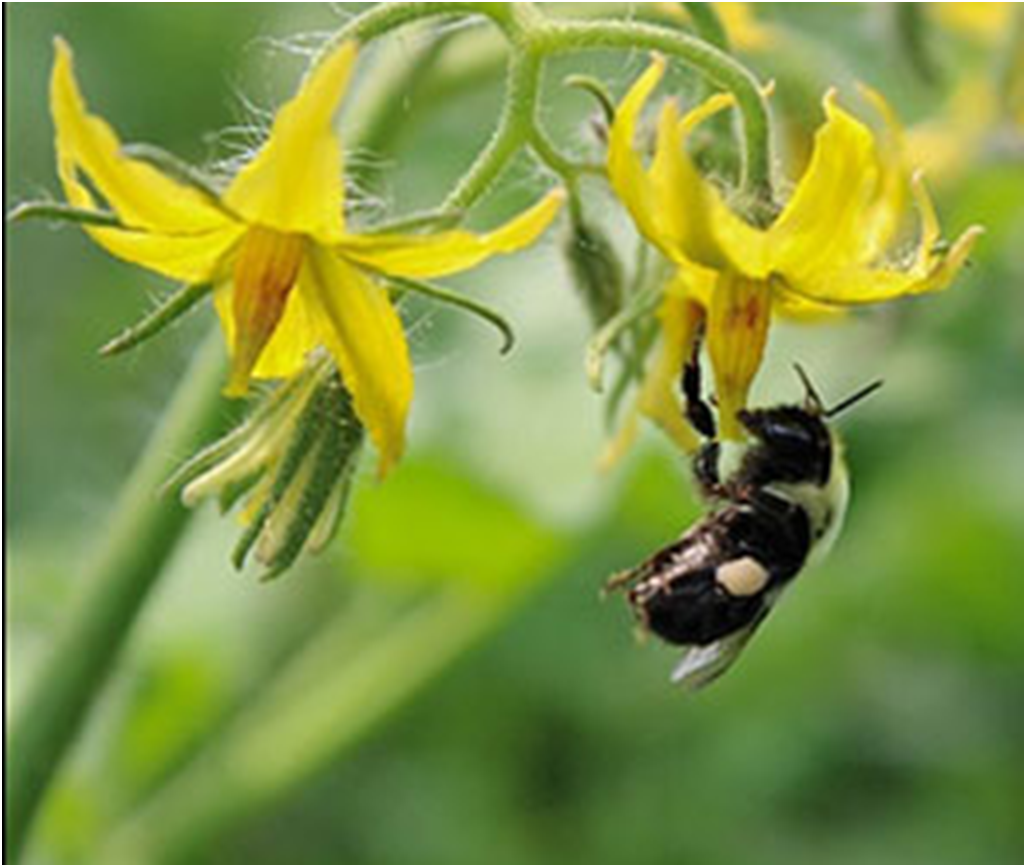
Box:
541, 18, 774, 204
681, 2, 730, 52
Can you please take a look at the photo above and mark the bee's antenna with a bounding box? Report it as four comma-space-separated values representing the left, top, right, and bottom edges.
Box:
825, 379, 885, 419
793, 363, 824, 414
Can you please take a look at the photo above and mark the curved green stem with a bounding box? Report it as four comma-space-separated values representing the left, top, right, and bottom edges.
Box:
541, 18, 774, 204
6, 332, 230, 863
330, 2, 514, 48
330, 2, 775, 211
443, 48, 527, 211
681, 2, 730, 52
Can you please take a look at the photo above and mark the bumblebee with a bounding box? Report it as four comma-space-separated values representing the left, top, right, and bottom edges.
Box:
607, 357, 882, 690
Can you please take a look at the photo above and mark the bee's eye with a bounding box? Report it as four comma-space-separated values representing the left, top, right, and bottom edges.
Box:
740, 409, 815, 448
758, 418, 815, 450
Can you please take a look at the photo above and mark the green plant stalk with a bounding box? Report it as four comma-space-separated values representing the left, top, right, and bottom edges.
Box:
543, 18, 773, 205
332, 2, 514, 47
100, 588, 522, 863
6, 332, 230, 863
681, 2, 730, 52
332, 3, 775, 212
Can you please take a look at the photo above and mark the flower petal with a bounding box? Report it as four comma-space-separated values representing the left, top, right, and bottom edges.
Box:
223, 228, 306, 396
83, 223, 245, 283
931, 2, 1013, 40
636, 293, 706, 453
299, 247, 413, 477
706, 273, 772, 440
769, 92, 882, 285
50, 38, 243, 282
599, 287, 705, 469
50, 38, 232, 233
213, 275, 321, 382
780, 177, 984, 305
607, 57, 679, 259
659, 93, 752, 271
224, 41, 357, 241
336, 189, 565, 279
610, 58, 764, 274
856, 85, 910, 260
713, 2, 778, 51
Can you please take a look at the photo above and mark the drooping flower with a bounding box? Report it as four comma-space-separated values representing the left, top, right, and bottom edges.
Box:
605, 56, 983, 449
50, 38, 563, 475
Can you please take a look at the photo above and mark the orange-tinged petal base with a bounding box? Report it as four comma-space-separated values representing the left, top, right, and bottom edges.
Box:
225, 227, 306, 396
707, 272, 772, 440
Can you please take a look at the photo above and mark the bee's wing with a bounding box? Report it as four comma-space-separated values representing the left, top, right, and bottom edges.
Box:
671, 609, 770, 691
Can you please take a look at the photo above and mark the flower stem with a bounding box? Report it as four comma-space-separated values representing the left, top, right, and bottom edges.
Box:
332, 2, 775, 209
6, 332, 229, 863
542, 18, 774, 205
680, 2, 731, 52
330, 2, 513, 48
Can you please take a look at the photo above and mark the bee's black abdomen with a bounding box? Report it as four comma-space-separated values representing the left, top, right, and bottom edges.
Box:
624, 496, 812, 647
641, 570, 764, 645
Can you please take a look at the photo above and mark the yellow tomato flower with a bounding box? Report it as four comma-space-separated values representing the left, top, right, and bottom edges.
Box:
909, 4, 1023, 180
607, 57, 983, 444
50, 38, 563, 476
656, 2, 778, 52
906, 78, 1005, 181
930, 2, 1015, 40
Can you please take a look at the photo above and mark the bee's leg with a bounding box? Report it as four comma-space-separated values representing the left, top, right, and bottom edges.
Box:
603, 562, 652, 594
682, 331, 717, 440
692, 440, 728, 500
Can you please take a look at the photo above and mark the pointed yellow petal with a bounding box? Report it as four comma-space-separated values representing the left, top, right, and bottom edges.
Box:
931, 2, 1013, 40
597, 410, 641, 473
706, 273, 772, 440
599, 292, 705, 470
50, 38, 232, 233
224, 41, 357, 241
336, 189, 565, 279
214, 274, 322, 383
50, 38, 242, 281
85, 223, 245, 283
780, 176, 984, 306
609, 57, 754, 271
221, 228, 306, 396
771, 283, 846, 322
300, 247, 412, 477
770, 92, 882, 284
607, 57, 679, 258
660, 93, 752, 271
783, 227, 984, 306
713, 2, 778, 52
856, 84, 910, 260
636, 294, 705, 453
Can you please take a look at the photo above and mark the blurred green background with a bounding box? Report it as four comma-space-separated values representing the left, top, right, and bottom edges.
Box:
7, 4, 1023, 864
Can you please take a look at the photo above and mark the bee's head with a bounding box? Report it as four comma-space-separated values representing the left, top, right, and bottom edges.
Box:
737, 404, 833, 485
736, 366, 883, 487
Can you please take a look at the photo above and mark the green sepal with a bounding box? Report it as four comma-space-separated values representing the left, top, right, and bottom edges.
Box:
100, 282, 213, 357
7, 201, 123, 229
586, 282, 661, 393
